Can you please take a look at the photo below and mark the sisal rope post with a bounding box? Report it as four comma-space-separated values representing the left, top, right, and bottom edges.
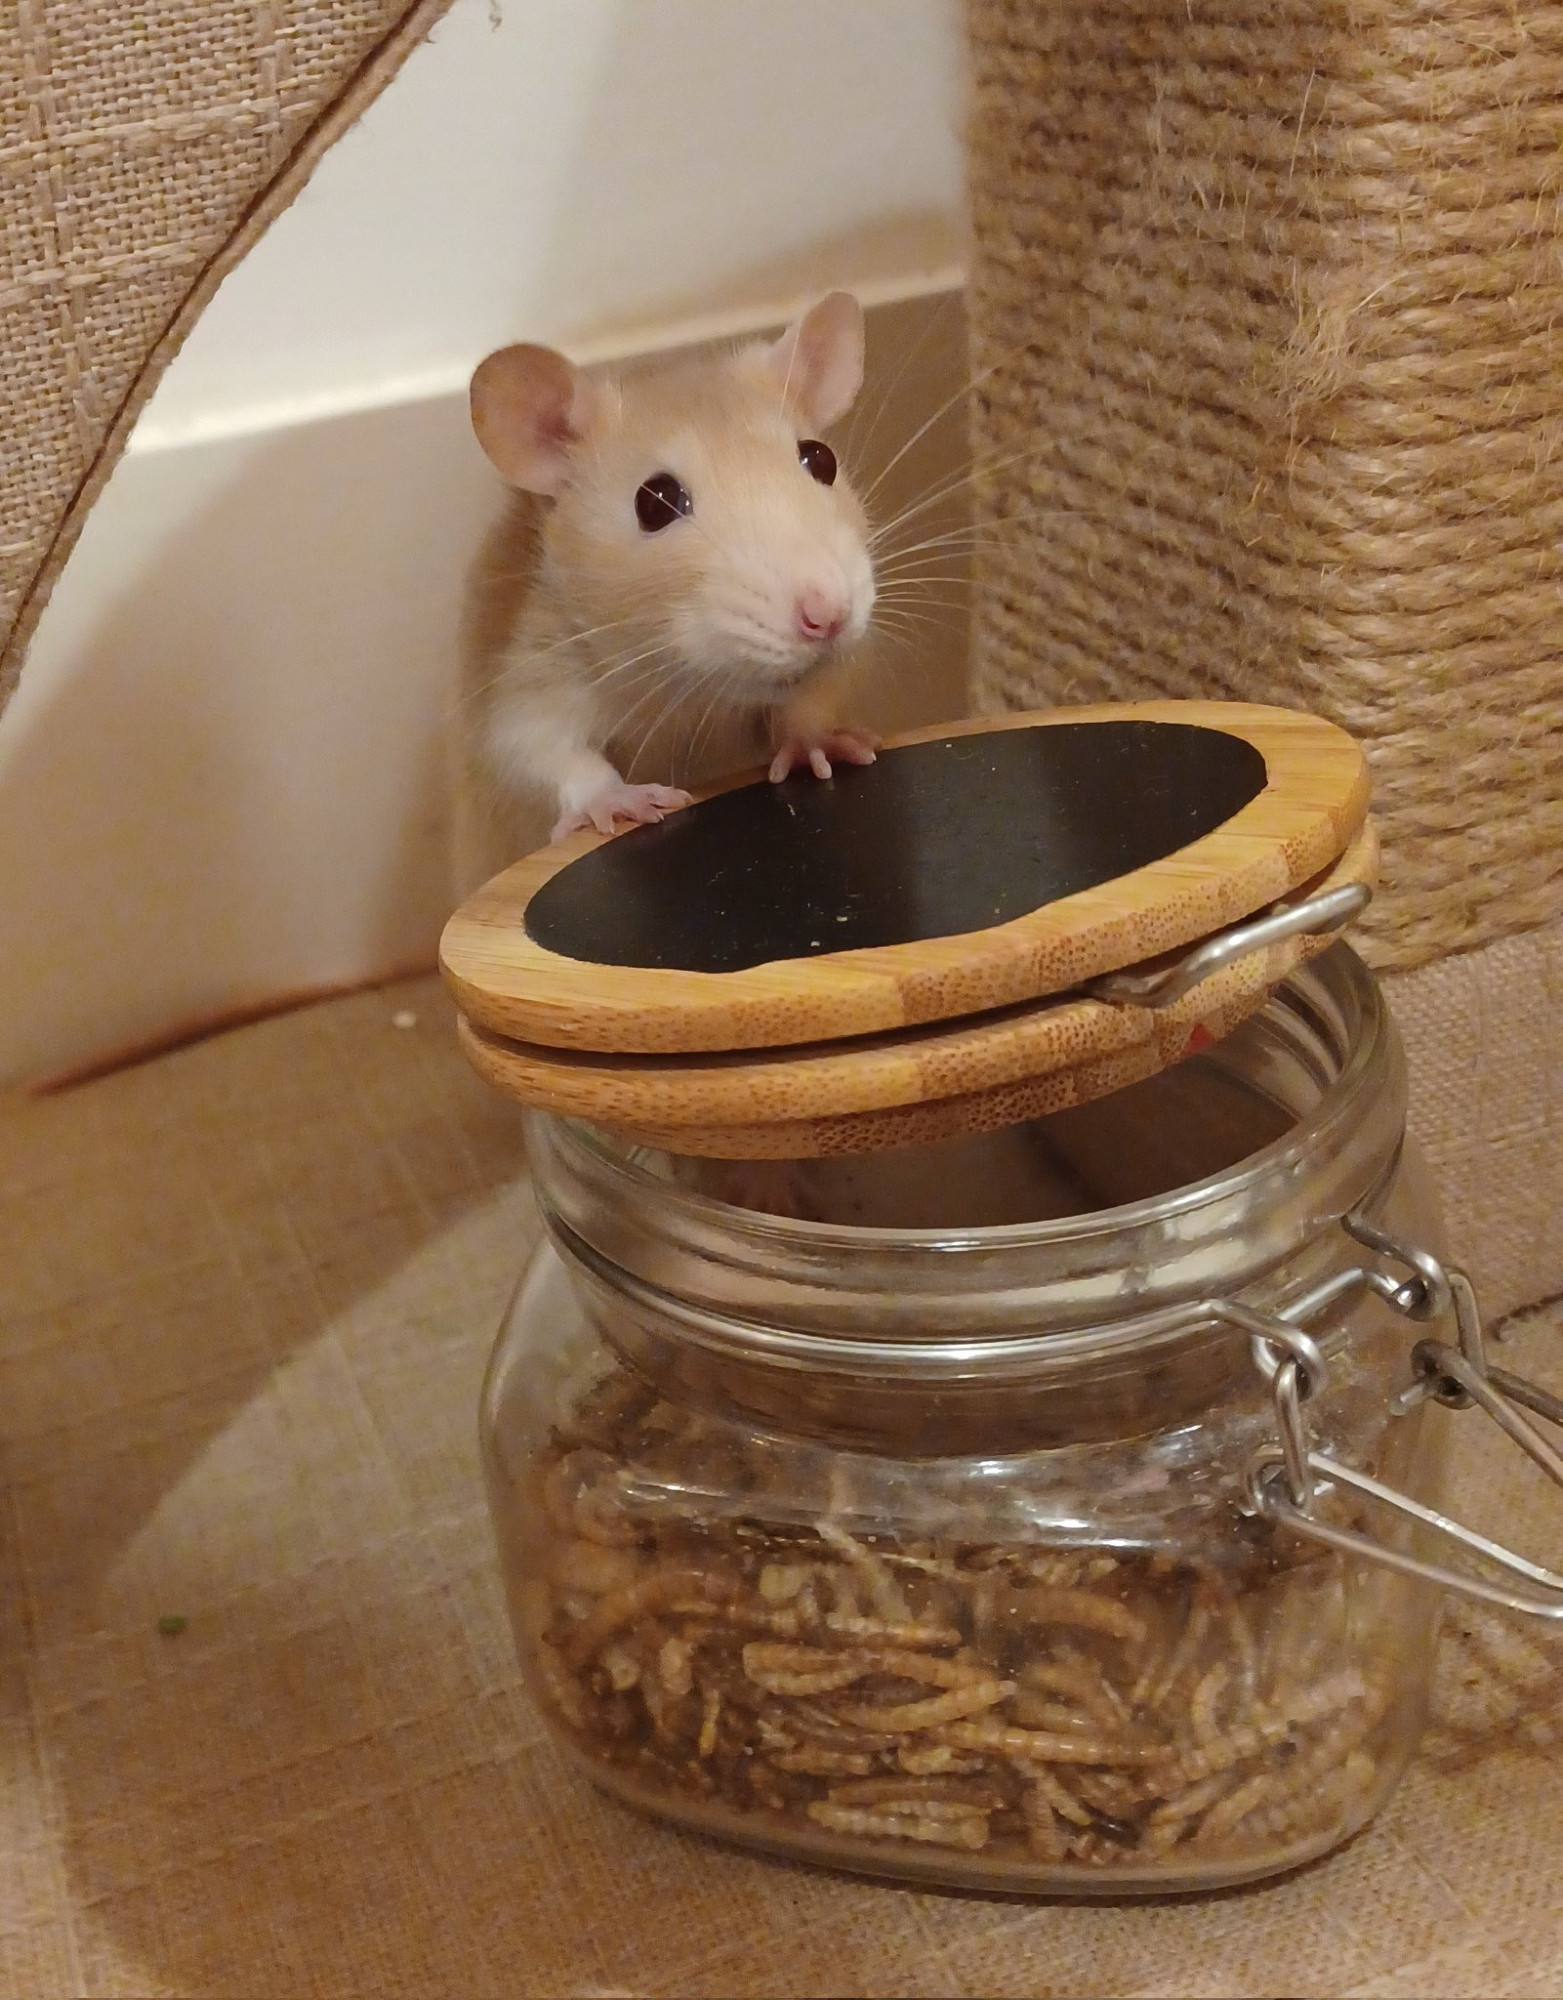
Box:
964, 0, 1563, 972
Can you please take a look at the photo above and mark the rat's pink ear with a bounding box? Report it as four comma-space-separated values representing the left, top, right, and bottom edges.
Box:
765, 292, 865, 430
470, 343, 596, 496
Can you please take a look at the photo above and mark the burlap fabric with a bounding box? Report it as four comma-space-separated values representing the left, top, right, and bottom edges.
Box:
1, 974, 1561, 1998
0, 0, 457, 716
1389, 920, 1563, 1326
964, 0, 1563, 976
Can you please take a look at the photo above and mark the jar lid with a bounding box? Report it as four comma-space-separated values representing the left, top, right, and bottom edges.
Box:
441, 700, 1374, 1155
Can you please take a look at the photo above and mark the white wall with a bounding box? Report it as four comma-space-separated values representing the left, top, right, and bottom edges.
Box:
136, 0, 968, 448
0, 0, 969, 1089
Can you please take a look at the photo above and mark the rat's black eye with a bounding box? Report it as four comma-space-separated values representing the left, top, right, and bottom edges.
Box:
635, 471, 692, 532
798, 438, 837, 486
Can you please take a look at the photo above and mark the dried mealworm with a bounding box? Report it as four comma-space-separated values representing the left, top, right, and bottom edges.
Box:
940, 1720, 1168, 1767
1146, 1771, 1236, 1829
1189, 1661, 1230, 1744
542, 1450, 642, 1547
860, 1650, 997, 1690
1020, 1657, 1127, 1732
1254, 1751, 1376, 1846
1162, 1671, 1367, 1787
823, 1614, 962, 1649
573, 1367, 654, 1440
534, 1638, 589, 1729
639, 1668, 683, 1739
742, 1643, 873, 1697
878, 1548, 960, 1577
1021, 1788, 1067, 1859
1067, 1769, 1143, 1821
553, 1539, 642, 1597
815, 1522, 911, 1620
529, 1378, 1409, 1880
1129, 1638, 1171, 1710
1226, 1598, 1258, 1709
758, 1563, 810, 1604
659, 1636, 694, 1698
563, 1567, 737, 1668
599, 1643, 641, 1693
827, 1775, 1007, 1811
897, 1742, 987, 1776
806, 1802, 989, 1850
1021, 1765, 1094, 1828
1022, 1552, 1086, 1588
875, 1800, 991, 1823
1193, 1769, 1275, 1847
771, 1746, 876, 1776
1018, 1587, 1147, 1645
835, 1680, 1015, 1733
1142, 1598, 1212, 1713
1237, 1695, 1383, 1833
787, 1700, 901, 1749
1011, 1695, 1094, 1733
680, 1601, 804, 1638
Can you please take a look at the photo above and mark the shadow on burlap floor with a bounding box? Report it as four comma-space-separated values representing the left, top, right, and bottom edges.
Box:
1, 975, 1560, 1998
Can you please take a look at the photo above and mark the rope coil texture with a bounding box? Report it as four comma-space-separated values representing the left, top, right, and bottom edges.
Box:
0, 0, 455, 716
965, 0, 1563, 971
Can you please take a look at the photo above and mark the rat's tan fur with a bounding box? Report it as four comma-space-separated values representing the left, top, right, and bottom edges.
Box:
453, 296, 877, 896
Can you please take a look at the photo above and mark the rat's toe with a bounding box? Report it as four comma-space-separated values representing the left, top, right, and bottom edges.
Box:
558, 782, 693, 839
769, 728, 880, 784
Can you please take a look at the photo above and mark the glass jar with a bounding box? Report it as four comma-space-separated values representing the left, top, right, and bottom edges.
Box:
480, 943, 1460, 1894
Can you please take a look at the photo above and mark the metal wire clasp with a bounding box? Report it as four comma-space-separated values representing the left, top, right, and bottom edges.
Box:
1088, 881, 1372, 1010
1243, 1219, 1563, 1619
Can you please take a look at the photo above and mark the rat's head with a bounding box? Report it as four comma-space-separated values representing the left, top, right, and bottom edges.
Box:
470, 294, 875, 698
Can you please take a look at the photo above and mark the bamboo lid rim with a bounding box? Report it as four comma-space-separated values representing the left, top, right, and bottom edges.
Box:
442, 701, 1369, 1058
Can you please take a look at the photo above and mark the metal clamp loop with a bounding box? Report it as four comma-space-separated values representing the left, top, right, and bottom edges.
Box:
1087, 881, 1371, 1010
1209, 1299, 1330, 1512
1341, 1211, 1452, 1322
1244, 1246, 1563, 1620
1408, 1344, 1563, 1490
1272, 1359, 1314, 1510
1389, 1270, 1486, 1413
1207, 1298, 1330, 1402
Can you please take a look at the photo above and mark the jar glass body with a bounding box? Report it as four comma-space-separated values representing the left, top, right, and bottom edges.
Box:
480, 946, 1452, 1894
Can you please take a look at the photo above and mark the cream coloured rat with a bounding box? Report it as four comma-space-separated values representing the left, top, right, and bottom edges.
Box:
454, 293, 881, 888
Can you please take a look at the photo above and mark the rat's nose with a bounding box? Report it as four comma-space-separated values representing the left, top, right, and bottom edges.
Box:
795, 586, 850, 644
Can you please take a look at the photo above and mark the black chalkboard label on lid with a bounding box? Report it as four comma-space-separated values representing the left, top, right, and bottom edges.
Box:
523, 720, 1267, 974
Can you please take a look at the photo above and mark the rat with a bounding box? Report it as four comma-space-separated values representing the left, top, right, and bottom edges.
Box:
453, 291, 882, 889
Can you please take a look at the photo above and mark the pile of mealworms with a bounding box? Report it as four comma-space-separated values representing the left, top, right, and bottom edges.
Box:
516, 1368, 1395, 1876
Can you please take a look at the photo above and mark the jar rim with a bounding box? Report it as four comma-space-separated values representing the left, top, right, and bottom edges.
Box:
526, 945, 1409, 1347
553, 943, 1390, 1248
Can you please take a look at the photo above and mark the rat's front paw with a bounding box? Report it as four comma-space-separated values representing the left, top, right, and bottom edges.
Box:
767, 726, 881, 785
551, 782, 692, 841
